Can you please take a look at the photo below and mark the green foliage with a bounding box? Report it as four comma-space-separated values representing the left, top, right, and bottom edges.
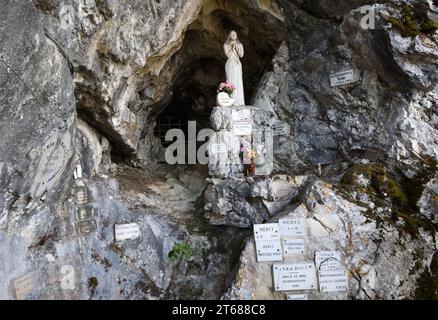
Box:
420, 19, 438, 34
386, 4, 438, 37
168, 242, 194, 263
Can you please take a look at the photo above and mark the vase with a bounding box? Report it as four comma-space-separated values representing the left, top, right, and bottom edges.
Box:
245, 162, 256, 177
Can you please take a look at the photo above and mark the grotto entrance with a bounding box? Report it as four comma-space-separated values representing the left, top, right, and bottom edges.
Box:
150, 2, 286, 165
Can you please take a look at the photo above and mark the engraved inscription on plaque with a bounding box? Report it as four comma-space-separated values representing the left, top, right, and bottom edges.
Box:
29, 131, 72, 198
330, 69, 356, 87
315, 251, 342, 271
254, 223, 280, 241
255, 239, 283, 262
74, 188, 89, 205
283, 238, 305, 256
279, 218, 305, 237
319, 269, 348, 292
273, 263, 317, 291
273, 123, 289, 136
217, 92, 234, 107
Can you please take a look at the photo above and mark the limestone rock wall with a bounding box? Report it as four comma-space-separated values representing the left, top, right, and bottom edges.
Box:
0, 0, 437, 300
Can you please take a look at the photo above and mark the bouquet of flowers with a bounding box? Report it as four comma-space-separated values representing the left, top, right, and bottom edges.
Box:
218, 81, 236, 95
241, 145, 257, 164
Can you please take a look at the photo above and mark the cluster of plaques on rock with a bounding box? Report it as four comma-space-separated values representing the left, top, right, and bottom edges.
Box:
253, 218, 307, 263
253, 220, 349, 297
72, 184, 97, 236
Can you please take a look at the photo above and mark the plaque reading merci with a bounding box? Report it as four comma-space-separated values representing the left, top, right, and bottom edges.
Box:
279, 217, 305, 236
253, 223, 280, 241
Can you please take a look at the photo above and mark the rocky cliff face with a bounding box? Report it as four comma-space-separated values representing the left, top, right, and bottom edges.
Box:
0, 0, 437, 300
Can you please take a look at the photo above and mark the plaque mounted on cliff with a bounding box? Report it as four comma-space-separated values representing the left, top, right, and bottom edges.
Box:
315, 251, 342, 271
330, 66, 358, 87
318, 269, 348, 292
279, 218, 306, 236
273, 263, 317, 291
273, 123, 289, 136
254, 223, 280, 241
74, 187, 89, 205
28, 131, 73, 198
115, 223, 141, 241
283, 238, 305, 256
255, 239, 283, 262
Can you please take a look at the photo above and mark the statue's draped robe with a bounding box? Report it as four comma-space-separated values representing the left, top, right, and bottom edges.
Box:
224, 41, 245, 106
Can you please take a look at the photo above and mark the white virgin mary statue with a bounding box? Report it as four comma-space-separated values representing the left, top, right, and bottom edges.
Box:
224, 31, 245, 106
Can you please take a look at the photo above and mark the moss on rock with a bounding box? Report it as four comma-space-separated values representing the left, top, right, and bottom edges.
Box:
340, 161, 437, 238
386, 3, 438, 38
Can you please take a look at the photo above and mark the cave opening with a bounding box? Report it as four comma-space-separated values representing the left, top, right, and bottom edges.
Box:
150, 2, 286, 165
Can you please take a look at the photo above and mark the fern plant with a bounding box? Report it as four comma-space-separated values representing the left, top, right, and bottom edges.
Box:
168, 242, 194, 263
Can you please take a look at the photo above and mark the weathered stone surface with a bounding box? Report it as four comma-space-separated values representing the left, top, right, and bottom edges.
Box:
419, 173, 438, 224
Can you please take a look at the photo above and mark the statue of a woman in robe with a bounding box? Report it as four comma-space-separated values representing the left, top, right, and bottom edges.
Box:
224, 31, 245, 106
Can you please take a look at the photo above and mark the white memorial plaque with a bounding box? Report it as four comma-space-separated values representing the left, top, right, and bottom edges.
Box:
13, 273, 35, 300
319, 269, 348, 292
115, 223, 141, 241
254, 223, 280, 241
232, 109, 251, 121
255, 239, 282, 262
273, 263, 317, 291
217, 92, 234, 107
315, 251, 342, 271
287, 294, 308, 300
283, 238, 305, 256
279, 218, 305, 236
273, 124, 289, 136
330, 69, 356, 87
233, 121, 252, 136
209, 143, 227, 154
